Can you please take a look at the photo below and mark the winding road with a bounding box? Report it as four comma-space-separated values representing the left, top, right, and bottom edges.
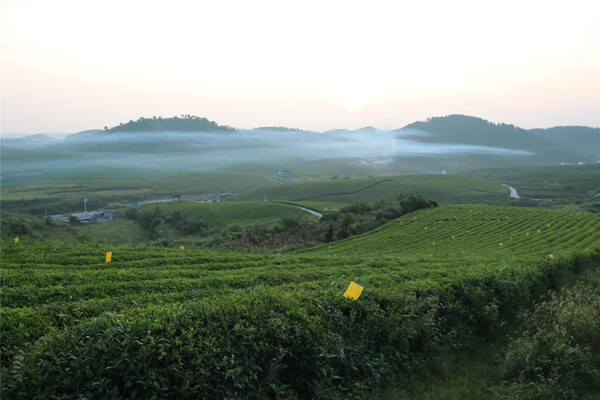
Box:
502, 184, 520, 199
290, 205, 323, 217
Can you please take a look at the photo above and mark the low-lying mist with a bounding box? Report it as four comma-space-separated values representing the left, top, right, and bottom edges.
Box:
1, 128, 534, 180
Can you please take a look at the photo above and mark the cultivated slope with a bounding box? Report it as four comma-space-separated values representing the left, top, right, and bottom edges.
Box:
302, 204, 600, 257
127, 201, 317, 227
230, 174, 510, 204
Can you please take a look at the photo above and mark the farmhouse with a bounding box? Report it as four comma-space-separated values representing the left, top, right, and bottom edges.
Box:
51, 209, 114, 223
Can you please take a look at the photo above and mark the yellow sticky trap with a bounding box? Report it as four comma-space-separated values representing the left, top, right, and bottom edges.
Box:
14, 237, 19, 243
106, 252, 112, 263
343, 281, 364, 300
452, 235, 455, 239
548, 254, 554, 260
180, 246, 185, 250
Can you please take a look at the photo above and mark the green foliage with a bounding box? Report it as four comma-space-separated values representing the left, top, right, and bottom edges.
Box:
0, 211, 53, 239
462, 164, 600, 202
121, 196, 435, 251
105, 115, 234, 133
490, 268, 600, 399
230, 174, 510, 204
305, 204, 600, 257
0, 168, 274, 215
2, 241, 598, 399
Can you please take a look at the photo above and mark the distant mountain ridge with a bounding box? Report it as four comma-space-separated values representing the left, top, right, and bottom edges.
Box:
401, 114, 599, 162
3, 114, 598, 166
0, 134, 59, 150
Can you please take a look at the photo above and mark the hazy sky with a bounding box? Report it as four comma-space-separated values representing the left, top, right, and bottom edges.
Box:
2, 0, 599, 135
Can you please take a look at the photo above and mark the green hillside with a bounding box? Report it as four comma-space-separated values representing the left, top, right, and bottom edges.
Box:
1, 167, 276, 215
126, 201, 317, 227
104, 115, 233, 133
3, 240, 598, 398
303, 204, 600, 257
402, 114, 597, 162
230, 174, 511, 204
273, 201, 347, 213
461, 164, 600, 200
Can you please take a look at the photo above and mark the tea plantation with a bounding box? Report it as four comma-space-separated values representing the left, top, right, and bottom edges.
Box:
230, 174, 510, 204
304, 204, 600, 257
1, 204, 599, 399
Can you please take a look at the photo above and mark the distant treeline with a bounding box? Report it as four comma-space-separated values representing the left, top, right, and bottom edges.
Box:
105, 115, 234, 133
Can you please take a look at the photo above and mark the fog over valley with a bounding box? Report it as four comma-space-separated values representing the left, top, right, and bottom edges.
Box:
3, 114, 596, 181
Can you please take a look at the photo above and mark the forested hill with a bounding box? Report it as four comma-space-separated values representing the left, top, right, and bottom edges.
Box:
402, 114, 599, 161
104, 115, 234, 133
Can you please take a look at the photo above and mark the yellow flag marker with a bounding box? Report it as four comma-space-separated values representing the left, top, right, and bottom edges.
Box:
452, 235, 455, 239
14, 237, 19, 243
500, 243, 503, 246
537, 229, 540, 232
432, 242, 435, 245
526, 232, 530, 236
467, 230, 470, 233
547, 224, 550, 228
180, 246, 185, 250
548, 254, 554, 260
106, 252, 112, 263
425, 227, 427, 230
343, 281, 364, 300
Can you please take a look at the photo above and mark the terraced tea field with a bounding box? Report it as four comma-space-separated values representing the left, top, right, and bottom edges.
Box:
230, 174, 510, 204
2, 203, 599, 398
303, 204, 600, 257
3, 239, 598, 399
